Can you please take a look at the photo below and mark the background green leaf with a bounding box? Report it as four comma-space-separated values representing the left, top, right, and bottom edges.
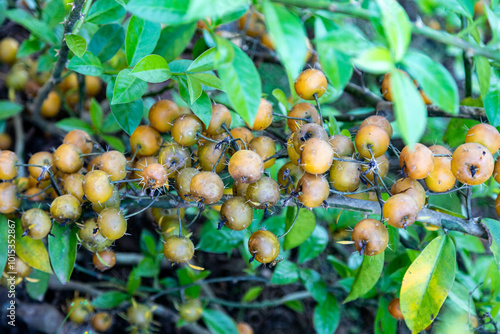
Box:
87, 0, 126, 24
49, 224, 78, 284
482, 218, 500, 274
88, 24, 125, 63
344, 252, 384, 303
375, 0, 411, 61
298, 225, 328, 264
92, 291, 129, 309
314, 293, 340, 334
154, 22, 197, 62
270, 260, 300, 285
0, 101, 23, 120
202, 309, 239, 334
284, 208, 316, 250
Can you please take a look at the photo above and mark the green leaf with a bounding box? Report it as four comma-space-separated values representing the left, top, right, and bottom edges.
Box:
217, 41, 261, 128
56, 118, 95, 134
87, 0, 126, 24
202, 309, 239, 334
88, 24, 125, 63
475, 56, 491, 98
344, 252, 384, 303
402, 51, 458, 114
283, 207, 315, 250
126, 0, 190, 25
314, 17, 353, 92
285, 300, 305, 313
300, 268, 328, 304
102, 135, 125, 153
26, 269, 50, 301
313, 293, 340, 334
90, 98, 103, 130
6, 9, 58, 44
0, 0, 6, 26
0, 215, 9, 272
186, 75, 203, 104
101, 112, 123, 133
263, 2, 307, 78
272, 88, 290, 111
131, 55, 171, 83
67, 52, 103, 76
270, 260, 299, 285
110, 99, 144, 135
65, 34, 87, 58
136, 257, 160, 277
112, 69, 148, 105
242, 286, 263, 302
0, 101, 23, 120
400, 235, 456, 333
298, 225, 328, 264
178, 79, 213, 127
18, 38, 43, 58
41, 0, 66, 28
191, 73, 223, 90
374, 297, 398, 334
390, 69, 427, 146
49, 224, 78, 284
154, 22, 197, 62
127, 268, 142, 295
484, 76, 500, 127
140, 229, 157, 257
187, 47, 217, 72
197, 219, 244, 253
92, 291, 129, 309
15, 220, 52, 274
376, 0, 411, 61
353, 47, 394, 74
126, 16, 161, 67
482, 218, 500, 275
186, 0, 249, 23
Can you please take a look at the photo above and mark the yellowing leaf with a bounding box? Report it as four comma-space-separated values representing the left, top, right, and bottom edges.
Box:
400, 235, 456, 333
15, 220, 52, 274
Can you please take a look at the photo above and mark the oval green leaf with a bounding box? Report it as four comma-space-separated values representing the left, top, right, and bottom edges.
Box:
344, 252, 385, 303
67, 52, 103, 76
88, 24, 125, 63
87, 0, 126, 24
154, 22, 197, 62
400, 235, 456, 333
313, 293, 340, 334
26, 269, 50, 301
390, 68, 427, 147
0, 215, 9, 271
15, 220, 52, 274
92, 291, 129, 309
270, 260, 299, 285
49, 224, 78, 284
112, 69, 148, 105
187, 47, 217, 73
353, 46, 394, 74
131, 55, 171, 83
375, 0, 411, 61
283, 207, 316, 250
65, 34, 87, 58
482, 218, 500, 274
0, 100, 23, 120
298, 225, 329, 264
126, 16, 161, 67
202, 309, 239, 334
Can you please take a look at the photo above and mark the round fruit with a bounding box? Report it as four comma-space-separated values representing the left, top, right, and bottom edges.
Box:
383, 194, 420, 229
132, 156, 157, 180
50, 194, 82, 223
63, 173, 85, 202
148, 99, 181, 133
24, 187, 46, 201
163, 235, 195, 263
0, 133, 12, 150
0, 150, 19, 180
21, 208, 52, 239
294, 69, 327, 100
425, 145, 455, 192
247, 99, 273, 131
0, 37, 19, 65
85, 76, 102, 97
230, 127, 254, 149
172, 114, 204, 147
68, 297, 94, 324
287, 102, 320, 132
1, 183, 22, 214
141, 163, 168, 189
190, 171, 224, 204
277, 162, 305, 193
179, 299, 203, 322
391, 178, 426, 210
53, 143, 84, 173
220, 197, 253, 231
330, 158, 361, 192
287, 135, 301, 165
92, 186, 121, 213
451, 143, 494, 185
93, 250, 117, 272
400, 143, 434, 179
83, 170, 113, 203
130, 125, 162, 156
237, 322, 254, 334
228, 150, 265, 184
97, 208, 127, 240
233, 181, 250, 197
28, 151, 53, 181
292, 123, 328, 154
351, 218, 388, 256
175, 167, 200, 201
465, 123, 500, 154
297, 173, 330, 208
99, 150, 127, 181
359, 115, 393, 138
245, 176, 281, 209
207, 104, 231, 135
300, 138, 334, 174
59, 73, 78, 92
64, 129, 93, 155
152, 207, 185, 223
248, 230, 280, 264
249, 136, 276, 169
92, 312, 113, 332
329, 135, 355, 157
40, 91, 61, 118
388, 298, 404, 320
158, 142, 192, 178
198, 141, 226, 173
127, 303, 153, 329
355, 124, 390, 159
79, 218, 113, 252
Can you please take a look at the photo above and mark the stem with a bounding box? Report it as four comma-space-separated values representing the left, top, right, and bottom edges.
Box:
212, 143, 227, 173
178, 207, 183, 237
124, 191, 161, 219
272, 113, 310, 122
72, 0, 92, 34
222, 124, 240, 152
48, 171, 62, 196
197, 132, 219, 144
111, 178, 142, 184
466, 185, 473, 221
278, 208, 300, 238
313, 93, 324, 129
462, 18, 473, 98
204, 291, 311, 309
76, 73, 85, 115
31, 0, 86, 115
